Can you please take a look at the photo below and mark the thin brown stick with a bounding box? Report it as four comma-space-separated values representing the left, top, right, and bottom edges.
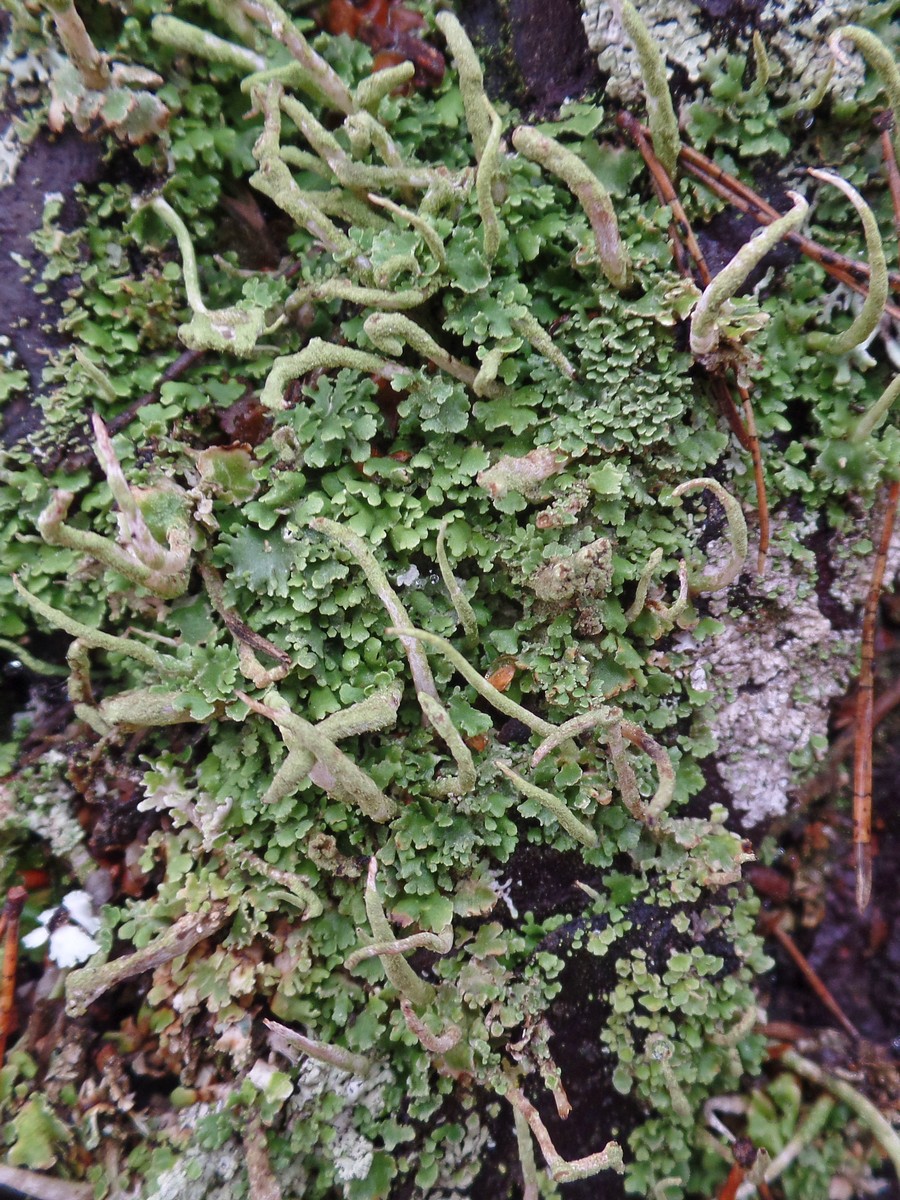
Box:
0, 1166, 92, 1200
616, 111, 712, 286
0, 887, 27, 1064
662, 136, 900, 318
853, 480, 900, 912
793, 671, 900, 809
765, 915, 861, 1041
737, 381, 770, 573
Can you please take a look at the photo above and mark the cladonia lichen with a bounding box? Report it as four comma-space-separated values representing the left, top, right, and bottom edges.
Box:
1, 1, 898, 1197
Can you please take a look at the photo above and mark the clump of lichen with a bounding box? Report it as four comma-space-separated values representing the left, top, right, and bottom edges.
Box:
1, 0, 899, 1197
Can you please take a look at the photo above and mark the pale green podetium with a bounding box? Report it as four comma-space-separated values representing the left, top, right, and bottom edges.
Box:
671, 478, 748, 592
148, 196, 269, 356
690, 193, 808, 356
614, 0, 680, 178
807, 169, 888, 355
512, 126, 632, 291
830, 26, 900, 161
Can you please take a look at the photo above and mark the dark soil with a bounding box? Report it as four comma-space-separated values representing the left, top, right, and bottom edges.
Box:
456, 0, 600, 117
0, 125, 102, 445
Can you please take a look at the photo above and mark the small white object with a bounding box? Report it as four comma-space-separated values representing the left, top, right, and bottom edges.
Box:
395, 564, 420, 587
21, 890, 101, 967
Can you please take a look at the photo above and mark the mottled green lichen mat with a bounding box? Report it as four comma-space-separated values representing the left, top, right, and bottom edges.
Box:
1, 1, 899, 1197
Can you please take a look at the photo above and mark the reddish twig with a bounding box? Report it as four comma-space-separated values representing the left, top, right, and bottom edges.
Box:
0, 887, 28, 1064
737, 380, 770, 573
853, 481, 900, 912
674, 140, 900, 318
616, 111, 712, 286
793, 670, 900, 809
764, 914, 861, 1040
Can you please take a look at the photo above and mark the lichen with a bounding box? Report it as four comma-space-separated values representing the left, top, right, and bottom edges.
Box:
1, 0, 899, 1197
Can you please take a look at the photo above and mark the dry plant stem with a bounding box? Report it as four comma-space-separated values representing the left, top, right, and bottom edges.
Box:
0, 887, 27, 1065
244, 1115, 283, 1200
781, 1048, 900, 1180
793, 671, 900, 808
766, 917, 860, 1039
853, 480, 900, 911
718, 1163, 745, 1200
615, 111, 711, 286
737, 381, 770, 573
65, 901, 232, 1017
504, 1082, 623, 1182
708, 374, 753, 452
263, 1019, 374, 1075
43, 0, 110, 90
0, 1166, 91, 1200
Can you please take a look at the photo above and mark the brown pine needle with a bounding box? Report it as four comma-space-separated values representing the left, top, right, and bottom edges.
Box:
853, 481, 900, 912
0, 887, 28, 1065
766, 914, 861, 1041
